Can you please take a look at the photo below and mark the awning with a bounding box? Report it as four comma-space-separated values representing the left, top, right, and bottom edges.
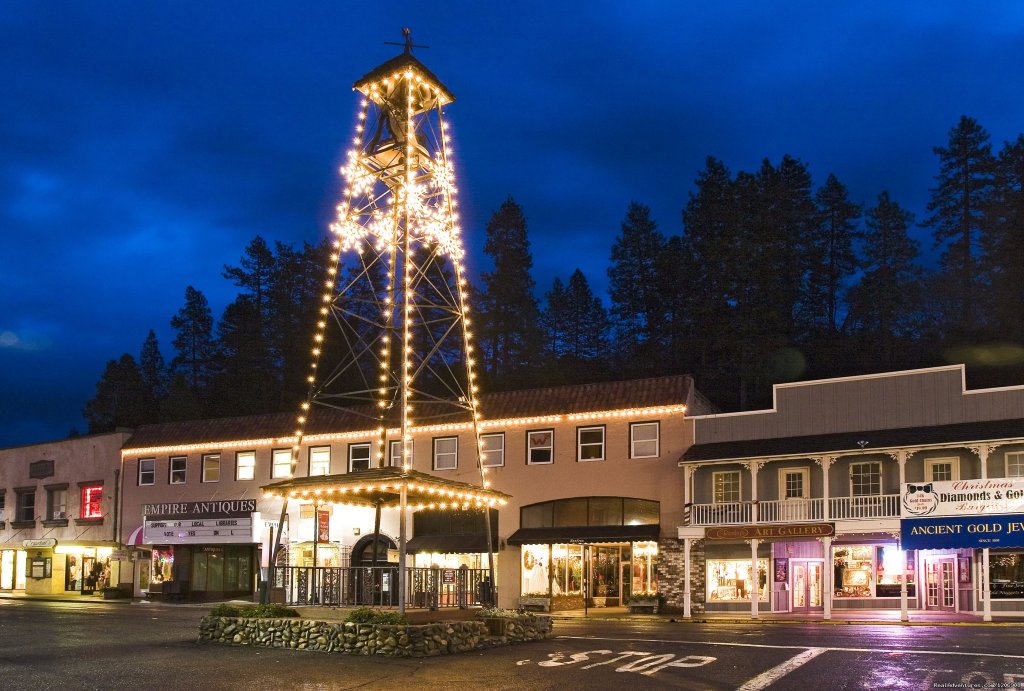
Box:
506, 524, 660, 546
406, 534, 496, 554
126, 526, 145, 546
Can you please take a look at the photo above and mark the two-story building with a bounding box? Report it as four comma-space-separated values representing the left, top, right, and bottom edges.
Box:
0, 431, 132, 596
117, 375, 715, 609
678, 365, 1024, 619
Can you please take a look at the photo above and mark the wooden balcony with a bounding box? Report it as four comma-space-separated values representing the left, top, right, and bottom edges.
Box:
690, 494, 900, 526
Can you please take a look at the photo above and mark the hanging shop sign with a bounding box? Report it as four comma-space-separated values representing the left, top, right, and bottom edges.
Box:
901, 513, 1024, 550
704, 523, 834, 541
317, 510, 330, 543
142, 498, 260, 545
23, 538, 57, 548
902, 478, 1024, 518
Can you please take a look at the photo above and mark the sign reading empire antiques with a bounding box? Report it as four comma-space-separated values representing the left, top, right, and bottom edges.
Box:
142, 499, 259, 545
705, 524, 834, 541
902, 479, 1024, 518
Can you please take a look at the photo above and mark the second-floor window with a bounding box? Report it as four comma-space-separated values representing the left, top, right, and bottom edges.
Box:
202, 454, 220, 483
1007, 452, 1024, 478
850, 462, 881, 496
925, 457, 958, 482
527, 430, 553, 465
713, 471, 741, 503
16, 491, 35, 522
577, 426, 605, 462
0, 493, 5, 521
433, 437, 458, 470
169, 457, 187, 484
81, 485, 103, 518
349, 443, 371, 472
630, 422, 659, 458
272, 449, 292, 479
480, 433, 504, 467
389, 440, 413, 468
138, 458, 155, 486
47, 487, 68, 520
310, 446, 331, 476
236, 451, 256, 480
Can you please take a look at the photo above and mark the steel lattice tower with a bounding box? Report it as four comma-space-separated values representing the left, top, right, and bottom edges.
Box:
281, 35, 494, 606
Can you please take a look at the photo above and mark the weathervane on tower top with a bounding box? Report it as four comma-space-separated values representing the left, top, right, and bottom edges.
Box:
384, 27, 429, 55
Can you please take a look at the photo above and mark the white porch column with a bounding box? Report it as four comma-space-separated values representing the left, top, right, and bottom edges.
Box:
822, 535, 832, 620
749, 462, 760, 524
751, 539, 759, 619
818, 456, 834, 522
983, 547, 992, 621
897, 450, 909, 621
683, 538, 692, 619
977, 444, 990, 479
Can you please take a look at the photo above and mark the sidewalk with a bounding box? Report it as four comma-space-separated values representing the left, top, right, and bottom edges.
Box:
549, 605, 1024, 626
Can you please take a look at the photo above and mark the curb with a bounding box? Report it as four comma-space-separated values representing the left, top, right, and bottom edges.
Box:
547, 614, 1023, 627
0, 593, 132, 605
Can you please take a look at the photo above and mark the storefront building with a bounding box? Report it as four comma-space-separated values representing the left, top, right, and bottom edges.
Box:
0, 431, 132, 596
118, 375, 713, 608
678, 365, 1024, 618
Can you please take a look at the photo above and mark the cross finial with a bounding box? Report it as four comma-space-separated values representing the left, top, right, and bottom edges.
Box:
385, 27, 429, 55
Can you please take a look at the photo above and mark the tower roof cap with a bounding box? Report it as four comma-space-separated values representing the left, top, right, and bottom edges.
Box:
354, 52, 455, 103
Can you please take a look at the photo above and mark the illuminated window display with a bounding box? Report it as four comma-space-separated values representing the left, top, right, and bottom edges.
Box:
413, 552, 485, 570
706, 559, 768, 602
833, 545, 873, 597
876, 546, 916, 597
552, 544, 583, 595
151, 548, 174, 585
990, 553, 1024, 598
521, 544, 551, 595
632, 542, 658, 594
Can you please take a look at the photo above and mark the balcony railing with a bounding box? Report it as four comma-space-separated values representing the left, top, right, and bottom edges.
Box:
690, 494, 900, 526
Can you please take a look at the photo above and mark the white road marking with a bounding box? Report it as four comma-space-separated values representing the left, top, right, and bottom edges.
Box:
555, 635, 1024, 661
735, 648, 827, 691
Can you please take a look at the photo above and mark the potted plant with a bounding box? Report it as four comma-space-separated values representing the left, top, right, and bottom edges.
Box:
627, 591, 660, 613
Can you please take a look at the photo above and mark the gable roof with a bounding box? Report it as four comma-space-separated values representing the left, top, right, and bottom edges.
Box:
123, 375, 694, 452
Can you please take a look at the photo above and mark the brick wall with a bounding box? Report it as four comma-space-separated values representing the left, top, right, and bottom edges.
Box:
657, 537, 706, 614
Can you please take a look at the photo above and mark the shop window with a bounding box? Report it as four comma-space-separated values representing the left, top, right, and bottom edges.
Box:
527, 430, 553, 465
1007, 452, 1024, 478
925, 457, 958, 482
236, 451, 256, 481
577, 426, 605, 462
47, 487, 68, 520
433, 437, 458, 471
0, 492, 6, 521
480, 433, 504, 467
151, 548, 174, 586
521, 502, 553, 529
202, 454, 220, 483
349, 443, 371, 472
309, 446, 331, 476
850, 462, 881, 496
169, 456, 187, 484
389, 439, 413, 468
553, 497, 588, 527
138, 458, 155, 486
990, 553, 1024, 598
632, 542, 659, 595
16, 491, 36, 522
713, 471, 741, 503
876, 546, 916, 597
832, 545, 875, 597
630, 422, 659, 458
80, 485, 103, 519
272, 449, 292, 479
706, 558, 769, 602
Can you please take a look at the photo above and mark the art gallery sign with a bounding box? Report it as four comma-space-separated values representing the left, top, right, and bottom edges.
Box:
902, 478, 1024, 518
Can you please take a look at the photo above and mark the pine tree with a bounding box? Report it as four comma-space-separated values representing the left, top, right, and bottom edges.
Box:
170, 286, 218, 396
544, 269, 609, 361
805, 173, 861, 335
607, 202, 666, 368
138, 329, 168, 406
82, 354, 150, 432
847, 192, 923, 368
983, 135, 1024, 344
925, 116, 995, 331
478, 197, 543, 384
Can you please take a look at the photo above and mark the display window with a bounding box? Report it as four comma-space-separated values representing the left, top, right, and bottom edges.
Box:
552, 544, 583, 595
1, 550, 27, 590
832, 544, 915, 597
151, 547, 174, 585
55, 546, 112, 592
707, 558, 768, 602
413, 552, 486, 570
632, 542, 658, 594
990, 552, 1024, 599
521, 544, 551, 596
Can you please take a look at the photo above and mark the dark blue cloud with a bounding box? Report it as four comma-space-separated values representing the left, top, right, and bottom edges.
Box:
2, 1, 1023, 445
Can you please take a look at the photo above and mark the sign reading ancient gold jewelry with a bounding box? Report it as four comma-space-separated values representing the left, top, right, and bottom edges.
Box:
704, 523, 834, 540
142, 498, 260, 545
902, 479, 1024, 518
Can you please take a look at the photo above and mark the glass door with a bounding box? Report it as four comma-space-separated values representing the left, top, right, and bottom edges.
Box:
791, 559, 824, 612
792, 562, 807, 610
925, 558, 955, 611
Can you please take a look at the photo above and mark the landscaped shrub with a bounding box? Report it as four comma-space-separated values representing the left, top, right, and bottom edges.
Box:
476, 606, 532, 619
209, 603, 299, 619
344, 607, 407, 625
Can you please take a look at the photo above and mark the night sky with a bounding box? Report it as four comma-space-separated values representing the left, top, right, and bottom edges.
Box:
2, 2, 1023, 447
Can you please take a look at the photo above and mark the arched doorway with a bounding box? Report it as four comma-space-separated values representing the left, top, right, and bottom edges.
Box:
351, 534, 397, 566
349, 534, 399, 606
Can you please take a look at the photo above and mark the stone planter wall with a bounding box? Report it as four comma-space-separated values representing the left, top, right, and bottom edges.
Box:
198, 615, 552, 657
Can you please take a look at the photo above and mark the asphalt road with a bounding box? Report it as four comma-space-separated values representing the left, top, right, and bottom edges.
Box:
1, 599, 1022, 690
